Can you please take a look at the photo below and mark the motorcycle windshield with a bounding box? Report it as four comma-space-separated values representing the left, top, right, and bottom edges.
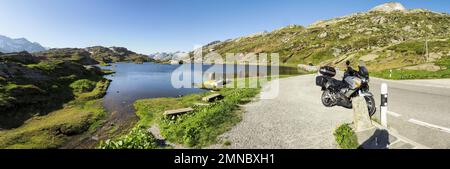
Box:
358, 60, 369, 78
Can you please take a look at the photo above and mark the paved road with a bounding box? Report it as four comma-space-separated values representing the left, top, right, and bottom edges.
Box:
213, 75, 353, 149
369, 77, 450, 148
214, 74, 450, 149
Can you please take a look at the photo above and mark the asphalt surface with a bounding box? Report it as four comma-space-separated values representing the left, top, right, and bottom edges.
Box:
213, 74, 450, 149
369, 77, 450, 148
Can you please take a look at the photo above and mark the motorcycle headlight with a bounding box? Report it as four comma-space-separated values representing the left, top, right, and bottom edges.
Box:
362, 78, 369, 83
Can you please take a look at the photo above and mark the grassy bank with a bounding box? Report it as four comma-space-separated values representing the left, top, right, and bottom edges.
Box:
371, 55, 450, 79
99, 76, 271, 149
0, 79, 110, 149
371, 68, 450, 80
370, 40, 450, 80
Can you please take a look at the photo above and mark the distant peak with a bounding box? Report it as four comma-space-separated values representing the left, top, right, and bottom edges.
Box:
370, 2, 406, 13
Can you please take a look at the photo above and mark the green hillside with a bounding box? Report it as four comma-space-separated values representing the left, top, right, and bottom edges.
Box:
200, 9, 450, 78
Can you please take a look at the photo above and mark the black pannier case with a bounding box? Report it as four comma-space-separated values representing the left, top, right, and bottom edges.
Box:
316, 76, 327, 87
319, 66, 336, 77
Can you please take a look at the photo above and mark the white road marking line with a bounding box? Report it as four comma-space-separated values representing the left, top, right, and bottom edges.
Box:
419, 84, 450, 89
387, 111, 402, 117
408, 119, 450, 134
387, 139, 401, 148
371, 77, 450, 89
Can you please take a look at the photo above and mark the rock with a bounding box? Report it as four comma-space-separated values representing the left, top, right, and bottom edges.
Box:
370, 2, 406, 13
402, 25, 412, 32
317, 32, 328, 38
0, 62, 50, 83
338, 33, 350, 39
91, 136, 99, 141
360, 53, 379, 62
297, 64, 318, 72
428, 52, 443, 62
332, 48, 342, 57
0, 52, 39, 64
352, 96, 374, 132
310, 44, 321, 48
372, 16, 387, 24
356, 28, 365, 33
408, 8, 430, 14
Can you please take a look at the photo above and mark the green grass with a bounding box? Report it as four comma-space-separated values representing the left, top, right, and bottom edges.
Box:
370, 40, 450, 79
0, 79, 110, 149
371, 68, 450, 80
387, 39, 450, 56
101, 69, 115, 75
371, 50, 450, 80
26, 61, 62, 72
98, 126, 159, 149
70, 79, 97, 93
99, 63, 112, 66
0, 99, 106, 149
133, 94, 204, 128
100, 77, 270, 149
5, 83, 45, 93
158, 88, 259, 148
76, 79, 110, 100
334, 123, 359, 149
130, 87, 259, 148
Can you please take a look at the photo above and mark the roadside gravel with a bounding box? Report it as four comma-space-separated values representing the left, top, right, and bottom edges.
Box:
209, 75, 353, 149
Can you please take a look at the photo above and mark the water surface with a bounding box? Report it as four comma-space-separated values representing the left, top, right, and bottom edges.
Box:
101, 63, 301, 115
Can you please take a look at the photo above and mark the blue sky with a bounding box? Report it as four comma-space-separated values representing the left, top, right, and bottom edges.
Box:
0, 0, 448, 54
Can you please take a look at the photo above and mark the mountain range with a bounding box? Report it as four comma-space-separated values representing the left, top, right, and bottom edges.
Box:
0, 35, 46, 53
173, 2, 449, 74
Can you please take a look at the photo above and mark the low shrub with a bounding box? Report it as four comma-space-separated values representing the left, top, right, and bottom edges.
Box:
98, 126, 159, 149
334, 123, 359, 149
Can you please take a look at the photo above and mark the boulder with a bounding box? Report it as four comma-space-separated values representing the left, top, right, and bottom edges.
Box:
318, 32, 328, 38
370, 2, 406, 13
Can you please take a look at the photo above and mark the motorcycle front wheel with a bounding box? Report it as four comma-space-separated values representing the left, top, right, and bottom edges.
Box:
321, 90, 336, 107
364, 96, 376, 117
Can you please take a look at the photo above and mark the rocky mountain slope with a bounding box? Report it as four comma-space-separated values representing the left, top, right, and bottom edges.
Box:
149, 51, 186, 62
33, 46, 156, 65
195, 3, 449, 74
0, 35, 46, 53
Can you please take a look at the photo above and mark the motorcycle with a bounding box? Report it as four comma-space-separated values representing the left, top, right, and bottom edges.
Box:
315, 61, 376, 117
